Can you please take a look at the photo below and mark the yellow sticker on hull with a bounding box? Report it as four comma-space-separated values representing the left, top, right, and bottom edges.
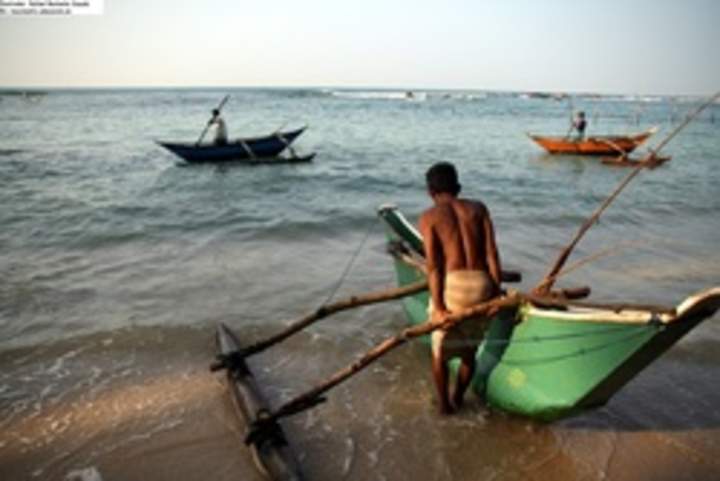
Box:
507, 368, 527, 388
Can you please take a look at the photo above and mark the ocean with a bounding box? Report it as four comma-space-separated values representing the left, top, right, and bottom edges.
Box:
1, 88, 719, 481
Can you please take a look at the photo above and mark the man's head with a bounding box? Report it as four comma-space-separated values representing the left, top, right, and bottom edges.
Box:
577, 111, 586, 119
212, 109, 220, 116
426, 161, 461, 197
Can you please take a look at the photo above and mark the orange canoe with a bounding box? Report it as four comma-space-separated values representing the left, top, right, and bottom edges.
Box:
527, 127, 658, 155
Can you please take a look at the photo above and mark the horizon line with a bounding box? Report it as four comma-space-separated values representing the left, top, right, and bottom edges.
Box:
0, 84, 715, 99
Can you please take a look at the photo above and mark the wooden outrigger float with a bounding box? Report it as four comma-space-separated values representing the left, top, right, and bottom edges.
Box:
212, 324, 303, 481
601, 154, 671, 169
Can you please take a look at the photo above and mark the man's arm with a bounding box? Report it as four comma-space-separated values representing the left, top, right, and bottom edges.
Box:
482, 210, 502, 290
419, 213, 447, 318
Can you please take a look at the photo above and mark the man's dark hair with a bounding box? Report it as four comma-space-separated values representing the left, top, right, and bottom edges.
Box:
426, 161, 461, 196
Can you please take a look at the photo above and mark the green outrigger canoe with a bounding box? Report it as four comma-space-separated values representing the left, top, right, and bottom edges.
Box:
378, 205, 720, 421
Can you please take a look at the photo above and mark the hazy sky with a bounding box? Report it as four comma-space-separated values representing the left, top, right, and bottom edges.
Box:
1, 0, 718, 95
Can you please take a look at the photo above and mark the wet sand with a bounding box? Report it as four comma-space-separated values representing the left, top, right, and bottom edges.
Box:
1, 310, 718, 481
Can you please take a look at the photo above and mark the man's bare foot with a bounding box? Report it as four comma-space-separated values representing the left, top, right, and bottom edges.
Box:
438, 401, 455, 415
451, 395, 464, 412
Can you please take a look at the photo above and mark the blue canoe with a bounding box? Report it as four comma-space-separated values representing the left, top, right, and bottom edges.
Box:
157, 127, 308, 164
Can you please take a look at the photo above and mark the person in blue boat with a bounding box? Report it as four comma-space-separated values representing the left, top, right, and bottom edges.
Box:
208, 108, 228, 145
573, 111, 587, 140
419, 162, 502, 414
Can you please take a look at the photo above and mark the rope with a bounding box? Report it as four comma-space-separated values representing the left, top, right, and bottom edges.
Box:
455, 322, 664, 370
321, 218, 377, 305
483, 321, 663, 346
498, 325, 659, 366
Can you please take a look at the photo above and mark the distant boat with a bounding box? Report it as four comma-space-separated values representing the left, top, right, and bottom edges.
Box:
527, 127, 658, 156
157, 127, 312, 164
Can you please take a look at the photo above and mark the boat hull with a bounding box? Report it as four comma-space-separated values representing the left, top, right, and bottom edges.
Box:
528, 128, 656, 155
485, 303, 708, 420
378, 205, 720, 420
158, 127, 306, 163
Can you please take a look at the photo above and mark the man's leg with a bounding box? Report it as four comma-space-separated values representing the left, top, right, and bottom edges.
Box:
431, 331, 452, 414
452, 350, 476, 410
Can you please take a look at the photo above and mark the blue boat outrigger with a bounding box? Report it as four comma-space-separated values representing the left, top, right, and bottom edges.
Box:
157, 126, 313, 164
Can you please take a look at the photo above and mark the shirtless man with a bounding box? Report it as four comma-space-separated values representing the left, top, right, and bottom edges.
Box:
418, 162, 502, 414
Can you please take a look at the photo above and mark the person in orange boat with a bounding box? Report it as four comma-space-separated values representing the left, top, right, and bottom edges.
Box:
419, 162, 502, 414
573, 111, 587, 140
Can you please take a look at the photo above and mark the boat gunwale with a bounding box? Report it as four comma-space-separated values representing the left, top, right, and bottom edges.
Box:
526, 126, 658, 143
157, 126, 306, 149
523, 303, 674, 325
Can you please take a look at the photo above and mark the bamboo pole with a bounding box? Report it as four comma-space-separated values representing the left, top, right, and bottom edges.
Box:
522, 294, 675, 315
534, 91, 720, 295
256, 292, 522, 428
596, 137, 629, 159
240, 280, 428, 358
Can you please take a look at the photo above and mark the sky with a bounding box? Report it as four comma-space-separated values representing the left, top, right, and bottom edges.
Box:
0, 0, 718, 95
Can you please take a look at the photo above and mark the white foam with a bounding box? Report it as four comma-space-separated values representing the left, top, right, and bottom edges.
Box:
330, 90, 419, 101
64, 467, 104, 481
46, 348, 85, 378
341, 436, 355, 476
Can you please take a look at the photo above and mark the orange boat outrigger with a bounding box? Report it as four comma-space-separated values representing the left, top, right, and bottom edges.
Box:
527, 127, 658, 155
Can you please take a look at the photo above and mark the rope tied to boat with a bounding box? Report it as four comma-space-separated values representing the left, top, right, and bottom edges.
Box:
210, 351, 251, 375
245, 397, 327, 446
321, 217, 377, 305
244, 409, 288, 446
497, 321, 666, 366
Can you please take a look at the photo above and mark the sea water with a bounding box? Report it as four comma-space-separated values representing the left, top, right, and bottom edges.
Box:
1, 88, 719, 481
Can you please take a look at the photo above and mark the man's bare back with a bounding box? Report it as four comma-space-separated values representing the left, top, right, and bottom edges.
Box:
420, 198, 500, 286
418, 162, 503, 414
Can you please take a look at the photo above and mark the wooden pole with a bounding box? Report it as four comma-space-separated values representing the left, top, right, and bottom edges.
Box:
597, 137, 629, 160
239, 139, 258, 160
255, 293, 521, 427
241, 280, 429, 357
564, 95, 575, 139
534, 91, 720, 295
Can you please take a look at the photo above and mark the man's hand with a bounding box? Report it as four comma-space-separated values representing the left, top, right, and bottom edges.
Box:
430, 307, 450, 326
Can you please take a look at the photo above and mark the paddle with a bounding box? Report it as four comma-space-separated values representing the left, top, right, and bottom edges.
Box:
534, 90, 720, 295
564, 96, 575, 140
196, 94, 230, 146
564, 122, 576, 140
